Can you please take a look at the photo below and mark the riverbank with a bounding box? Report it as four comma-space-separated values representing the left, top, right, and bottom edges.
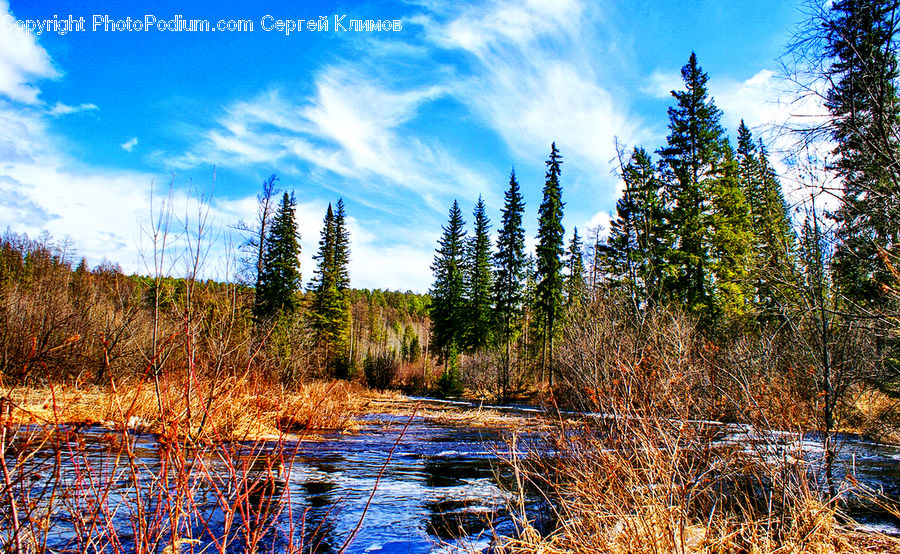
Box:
1, 379, 554, 442
1, 378, 402, 441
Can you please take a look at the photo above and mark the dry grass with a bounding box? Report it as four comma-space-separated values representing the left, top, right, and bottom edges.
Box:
1, 377, 396, 441
842, 384, 900, 443
494, 411, 900, 554
361, 396, 554, 431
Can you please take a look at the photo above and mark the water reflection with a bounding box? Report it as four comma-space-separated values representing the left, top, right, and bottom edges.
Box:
13, 411, 900, 552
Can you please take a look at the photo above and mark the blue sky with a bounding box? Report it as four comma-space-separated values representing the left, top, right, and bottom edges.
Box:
1, 0, 813, 291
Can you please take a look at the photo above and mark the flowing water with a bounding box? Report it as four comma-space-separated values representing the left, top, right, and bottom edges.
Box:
7, 407, 548, 553
7, 401, 900, 552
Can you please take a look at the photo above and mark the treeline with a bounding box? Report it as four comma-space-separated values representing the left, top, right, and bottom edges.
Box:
0, 227, 429, 390
428, 53, 798, 397
238, 176, 431, 387
429, 33, 899, 440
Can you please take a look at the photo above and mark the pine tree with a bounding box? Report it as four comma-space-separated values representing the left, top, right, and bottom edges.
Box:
465, 196, 493, 352
824, 0, 900, 304
535, 142, 566, 386
430, 200, 467, 364
254, 192, 302, 321
659, 52, 727, 319
492, 170, 527, 397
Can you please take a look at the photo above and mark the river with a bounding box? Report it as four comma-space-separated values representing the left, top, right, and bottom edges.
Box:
5, 399, 900, 552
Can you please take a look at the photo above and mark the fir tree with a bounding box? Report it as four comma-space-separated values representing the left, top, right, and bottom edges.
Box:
535, 143, 566, 386
309, 202, 352, 373
824, 0, 900, 304
254, 192, 302, 321
737, 123, 797, 321
430, 200, 467, 364
708, 142, 754, 318
659, 52, 727, 319
309, 203, 336, 295
333, 198, 351, 292
492, 170, 527, 397
465, 196, 493, 352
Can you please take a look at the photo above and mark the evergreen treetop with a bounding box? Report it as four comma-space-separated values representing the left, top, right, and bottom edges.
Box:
254, 191, 302, 321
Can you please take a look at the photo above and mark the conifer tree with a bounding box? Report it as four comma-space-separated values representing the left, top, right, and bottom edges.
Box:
603, 147, 670, 307
659, 53, 727, 319
492, 170, 527, 396
465, 196, 493, 352
824, 0, 900, 304
254, 192, 302, 321
534, 143, 565, 386
430, 200, 467, 364
310, 202, 351, 373
565, 227, 586, 309
757, 141, 798, 295
333, 198, 351, 292
737, 122, 797, 320
708, 142, 754, 318
309, 203, 336, 296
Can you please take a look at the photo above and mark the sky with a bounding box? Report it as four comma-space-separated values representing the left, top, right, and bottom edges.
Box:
0, 0, 817, 291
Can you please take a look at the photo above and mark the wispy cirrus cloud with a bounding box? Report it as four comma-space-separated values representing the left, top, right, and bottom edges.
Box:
174, 66, 493, 212
416, 0, 651, 179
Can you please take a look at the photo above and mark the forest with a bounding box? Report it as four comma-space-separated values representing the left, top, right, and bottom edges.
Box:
2, 0, 900, 552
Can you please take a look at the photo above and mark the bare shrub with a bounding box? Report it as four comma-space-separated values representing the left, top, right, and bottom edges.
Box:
555, 297, 705, 419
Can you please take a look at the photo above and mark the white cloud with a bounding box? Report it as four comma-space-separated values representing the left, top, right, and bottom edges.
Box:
426, 0, 582, 55
176, 68, 492, 211
586, 210, 612, 237
642, 70, 682, 99
48, 101, 98, 117
710, 69, 787, 133
121, 137, 138, 152
417, 0, 651, 200
0, 1, 58, 104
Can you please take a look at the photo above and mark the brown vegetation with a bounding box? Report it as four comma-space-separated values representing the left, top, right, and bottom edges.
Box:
2, 378, 387, 441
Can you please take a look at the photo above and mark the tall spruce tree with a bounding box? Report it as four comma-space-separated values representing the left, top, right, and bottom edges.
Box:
708, 142, 755, 318
492, 170, 527, 397
309, 203, 336, 295
535, 143, 565, 386
824, 0, 900, 304
757, 141, 798, 304
310, 202, 351, 373
430, 200, 467, 364
659, 52, 728, 319
333, 198, 351, 292
465, 196, 493, 352
254, 192, 302, 321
